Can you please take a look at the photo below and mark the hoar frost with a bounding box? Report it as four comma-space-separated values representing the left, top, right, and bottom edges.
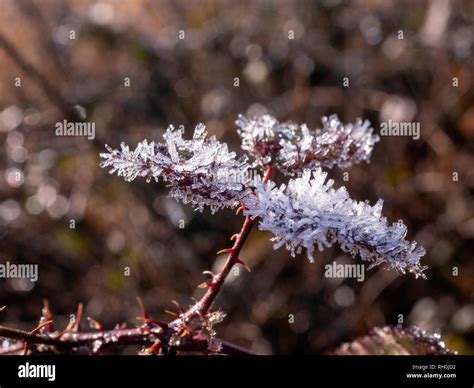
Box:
100, 112, 427, 277
236, 114, 379, 175
100, 124, 251, 213
244, 169, 426, 278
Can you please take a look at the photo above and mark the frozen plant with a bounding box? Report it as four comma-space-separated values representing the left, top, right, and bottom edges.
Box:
0, 111, 430, 356
100, 124, 251, 213
100, 113, 426, 285
98, 112, 426, 349
236, 114, 380, 175
101, 113, 425, 278
244, 169, 426, 278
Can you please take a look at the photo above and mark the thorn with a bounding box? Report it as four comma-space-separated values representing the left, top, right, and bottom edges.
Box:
197, 282, 209, 289
164, 310, 178, 317
136, 296, 149, 319
216, 248, 233, 255
64, 319, 75, 332
230, 233, 239, 241
236, 204, 248, 214
87, 317, 104, 331
142, 339, 162, 355
30, 320, 54, 336
0, 306, 6, 312
171, 300, 185, 313
73, 303, 83, 332
236, 258, 252, 272
178, 326, 190, 337
41, 300, 54, 332
39, 300, 54, 334
202, 270, 214, 276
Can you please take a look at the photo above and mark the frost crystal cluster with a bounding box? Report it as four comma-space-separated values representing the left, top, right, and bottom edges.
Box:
101, 111, 426, 277
236, 114, 380, 175
100, 124, 250, 213
244, 169, 426, 278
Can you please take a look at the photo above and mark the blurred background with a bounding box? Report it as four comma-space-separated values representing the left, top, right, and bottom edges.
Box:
0, 0, 473, 354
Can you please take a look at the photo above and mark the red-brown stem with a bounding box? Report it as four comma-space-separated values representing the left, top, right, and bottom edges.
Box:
0, 325, 255, 355
180, 166, 275, 321
197, 216, 257, 315
0, 169, 275, 355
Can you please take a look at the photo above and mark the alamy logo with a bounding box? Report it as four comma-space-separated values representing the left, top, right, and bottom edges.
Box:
324, 261, 365, 282
18, 362, 55, 381
0, 261, 38, 282
380, 120, 420, 140
55, 119, 95, 140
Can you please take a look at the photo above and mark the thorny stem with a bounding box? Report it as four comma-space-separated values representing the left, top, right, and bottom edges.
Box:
0, 169, 275, 356
0, 168, 274, 355
176, 166, 275, 323
0, 324, 255, 355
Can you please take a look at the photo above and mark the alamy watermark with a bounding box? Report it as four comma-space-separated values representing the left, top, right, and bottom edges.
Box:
55, 120, 95, 140
324, 261, 365, 282
380, 120, 420, 140
18, 362, 55, 382
0, 261, 38, 282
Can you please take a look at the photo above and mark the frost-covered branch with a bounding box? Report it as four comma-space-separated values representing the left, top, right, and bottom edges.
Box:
244, 169, 427, 278
0, 302, 254, 355
236, 114, 379, 175
100, 124, 251, 213
0, 325, 253, 355
85, 111, 429, 355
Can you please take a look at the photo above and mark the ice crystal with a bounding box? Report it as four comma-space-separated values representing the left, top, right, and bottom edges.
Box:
236, 114, 379, 175
100, 112, 427, 279
333, 325, 456, 355
244, 169, 426, 278
387, 325, 457, 355
207, 337, 223, 353
100, 124, 251, 213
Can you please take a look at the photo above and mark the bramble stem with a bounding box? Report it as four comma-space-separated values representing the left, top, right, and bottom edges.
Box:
0, 168, 274, 355
0, 324, 255, 355
179, 166, 275, 321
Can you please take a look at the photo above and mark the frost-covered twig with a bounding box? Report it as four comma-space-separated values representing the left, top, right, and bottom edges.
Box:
96, 112, 427, 354
236, 114, 379, 175
0, 302, 255, 356
0, 325, 254, 355
100, 124, 251, 213
244, 169, 426, 278
0, 111, 428, 356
